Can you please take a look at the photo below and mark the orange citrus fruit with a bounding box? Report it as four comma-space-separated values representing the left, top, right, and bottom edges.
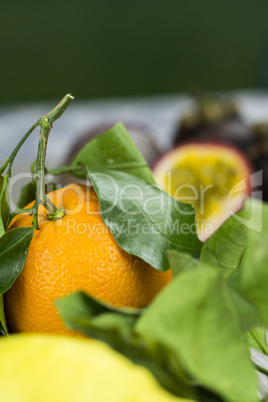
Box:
4, 184, 172, 335
153, 142, 251, 240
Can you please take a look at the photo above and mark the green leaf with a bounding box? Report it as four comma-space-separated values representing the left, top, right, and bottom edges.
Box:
240, 201, 268, 326
0, 175, 9, 236
56, 291, 197, 400
170, 247, 263, 331
0, 295, 7, 335
200, 212, 247, 277
55, 291, 140, 346
0, 227, 34, 295
88, 169, 202, 271
167, 250, 200, 277
71, 122, 156, 184
201, 199, 265, 331
17, 181, 36, 209
136, 266, 258, 402
227, 271, 263, 331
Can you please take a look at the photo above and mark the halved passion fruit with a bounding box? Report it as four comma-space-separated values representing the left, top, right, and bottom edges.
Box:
153, 142, 252, 241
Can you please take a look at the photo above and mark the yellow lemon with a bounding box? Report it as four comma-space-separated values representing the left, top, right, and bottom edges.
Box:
0, 334, 192, 402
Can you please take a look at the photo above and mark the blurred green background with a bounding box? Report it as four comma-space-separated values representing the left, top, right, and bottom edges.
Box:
1, 1, 268, 104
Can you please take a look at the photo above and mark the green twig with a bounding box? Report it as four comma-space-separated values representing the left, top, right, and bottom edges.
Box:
31, 95, 74, 228
0, 94, 74, 230
46, 165, 86, 175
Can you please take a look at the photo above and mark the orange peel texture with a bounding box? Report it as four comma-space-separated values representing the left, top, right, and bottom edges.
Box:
4, 184, 172, 335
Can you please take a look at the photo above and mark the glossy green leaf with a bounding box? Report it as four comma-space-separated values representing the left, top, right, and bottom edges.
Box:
0, 227, 34, 295
136, 266, 258, 402
240, 201, 268, 326
88, 169, 202, 271
167, 250, 200, 277
71, 122, 155, 184
0, 295, 7, 335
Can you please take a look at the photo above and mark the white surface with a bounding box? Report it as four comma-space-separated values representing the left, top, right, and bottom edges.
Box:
1, 91, 268, 171
1, 91, 268, 205
0, 95, 186, 173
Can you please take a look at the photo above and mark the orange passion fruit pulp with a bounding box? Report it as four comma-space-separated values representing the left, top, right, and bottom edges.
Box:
153, 141, 252, 241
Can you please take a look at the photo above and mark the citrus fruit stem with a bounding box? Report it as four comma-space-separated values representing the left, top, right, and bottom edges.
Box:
32, 117, 59, 228
47, 206, 65, 221
31, 95, 75, 227
0, 94, 74, 230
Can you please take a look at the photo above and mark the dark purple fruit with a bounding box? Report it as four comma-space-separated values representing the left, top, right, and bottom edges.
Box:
174, 94, 252, 149
174, 94, 268, 200
66, 122, 161, 168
